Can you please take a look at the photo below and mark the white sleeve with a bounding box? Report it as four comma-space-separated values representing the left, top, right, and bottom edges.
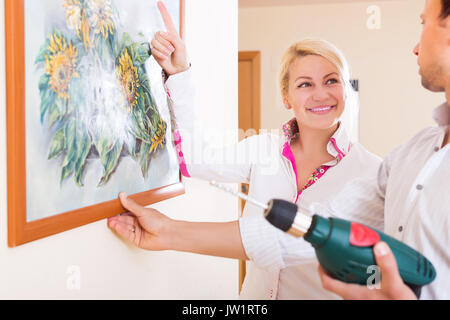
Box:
326, 160, 388, 232
239, 214, 316, 272
165, 68, 256, 184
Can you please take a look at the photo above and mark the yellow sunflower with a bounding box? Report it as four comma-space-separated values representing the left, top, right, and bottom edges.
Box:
63, 0, 91, 51
150, 121, 167, 153
116, 49, 140, 113
87, 0, 115, 40
44, 33, 79, 100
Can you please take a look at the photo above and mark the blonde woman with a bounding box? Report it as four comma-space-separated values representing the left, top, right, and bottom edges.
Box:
108, 2, 384, 299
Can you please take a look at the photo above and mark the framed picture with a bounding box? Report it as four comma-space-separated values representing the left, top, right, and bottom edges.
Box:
6, 0, 185, 247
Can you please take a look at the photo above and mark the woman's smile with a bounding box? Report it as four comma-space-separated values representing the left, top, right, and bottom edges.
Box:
306, 104, 337, 115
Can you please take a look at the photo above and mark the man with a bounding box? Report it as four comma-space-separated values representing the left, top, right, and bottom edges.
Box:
319, 0, 450, 299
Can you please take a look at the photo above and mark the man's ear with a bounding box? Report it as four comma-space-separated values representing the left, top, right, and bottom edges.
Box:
446, 17, 450, 46
439, 14, 450, 28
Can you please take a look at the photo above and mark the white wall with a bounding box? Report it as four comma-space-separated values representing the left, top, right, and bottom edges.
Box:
0, 0, 239, 299
239, 0, 446, 157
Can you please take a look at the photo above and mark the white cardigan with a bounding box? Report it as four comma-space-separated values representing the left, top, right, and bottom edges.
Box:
165, 68, 383, 299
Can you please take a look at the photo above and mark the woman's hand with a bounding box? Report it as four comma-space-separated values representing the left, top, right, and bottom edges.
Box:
108, 193, 249, 260
151, 1, 189, 76
108, 192, 173, 251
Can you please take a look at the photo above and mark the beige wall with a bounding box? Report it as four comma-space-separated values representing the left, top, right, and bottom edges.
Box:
0, 0, 239, 299
239, 0, 446, 157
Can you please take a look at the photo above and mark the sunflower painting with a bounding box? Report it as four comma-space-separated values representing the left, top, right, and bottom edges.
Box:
24, 0, 181, 222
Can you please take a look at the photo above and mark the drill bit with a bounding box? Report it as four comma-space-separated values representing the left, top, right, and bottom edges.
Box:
209, 181, 269, 210
209, 180, 315, 215
210, 180, 313, 237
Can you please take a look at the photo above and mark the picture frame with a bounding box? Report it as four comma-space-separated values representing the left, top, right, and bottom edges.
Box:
6, 0, 185, 247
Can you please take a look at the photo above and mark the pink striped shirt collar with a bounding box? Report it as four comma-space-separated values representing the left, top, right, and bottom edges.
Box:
282, 118, 352, 164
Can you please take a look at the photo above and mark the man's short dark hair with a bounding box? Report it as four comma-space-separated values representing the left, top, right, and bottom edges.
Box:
441, 0, 450, 19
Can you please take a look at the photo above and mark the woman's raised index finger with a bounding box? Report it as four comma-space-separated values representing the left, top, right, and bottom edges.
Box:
157, 1, 178, 34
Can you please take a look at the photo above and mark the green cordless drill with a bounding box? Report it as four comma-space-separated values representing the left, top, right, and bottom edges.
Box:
264, 199, 436, 298
210, 181, 437, 298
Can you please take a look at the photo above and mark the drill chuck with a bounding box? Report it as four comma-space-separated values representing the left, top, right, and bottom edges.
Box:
264, 199, 312, 237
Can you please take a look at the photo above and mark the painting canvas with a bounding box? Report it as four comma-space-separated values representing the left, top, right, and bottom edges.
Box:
6, 0, 185, 246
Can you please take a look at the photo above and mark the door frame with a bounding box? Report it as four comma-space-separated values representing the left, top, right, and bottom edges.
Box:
238, 51, 261, 294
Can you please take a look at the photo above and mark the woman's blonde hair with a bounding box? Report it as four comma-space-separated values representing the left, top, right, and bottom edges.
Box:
279, 39, 359, 141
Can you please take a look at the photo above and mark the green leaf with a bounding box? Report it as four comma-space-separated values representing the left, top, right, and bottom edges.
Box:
40, 90, 55, 124
55, 97, 68, 117
60, 119, 77, 182
48, 104, 61, 128
48, 127, 65, 160
94, 133, 115, 158
98, 142, 123, 187
71, 120, 91, 186
96, 36, 113, 66
93, 124, 119, 185
60, 146, 79, 182
121, 32, 133, 49
139, 74, 151, 95
132, 107, 147, 133
129, 42, 150, 67
39, 75, 55, 124
106, 32, 117, 57
60, 119, 93, 186
61, 163, 75, 183
145, 114, 155, 135
111, 35, 120, 58
67, 77, 83, 115
45, 95, 68, 128
35, 39, 50, 64
134, 43, 150, 64
74, 136, 92, 187
144, 89, 158, 115
66, 101, 75, 116
137, 88, 147, 112
73, 39, 86, 58
138, 141, 152, 179
61, 119, 76, 166
39, 74, 50, 91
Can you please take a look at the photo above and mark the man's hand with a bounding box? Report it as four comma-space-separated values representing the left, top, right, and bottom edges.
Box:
107, 192, 173, 251
318, 242, 417, 300
151, 1, 189, 75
